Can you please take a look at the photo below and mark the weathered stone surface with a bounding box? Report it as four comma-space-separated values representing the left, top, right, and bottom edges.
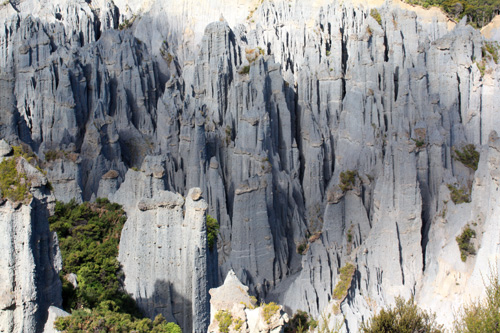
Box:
208, 270, 288, 333
1, 0, 500, 330
0, 153, 62, 332
112, 182, 210, 332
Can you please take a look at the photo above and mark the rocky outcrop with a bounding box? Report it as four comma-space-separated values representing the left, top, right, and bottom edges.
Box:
110, 178, 211, 332
208, 270, 288, 333
0, 150, 62, 332
1, 0, 500, 330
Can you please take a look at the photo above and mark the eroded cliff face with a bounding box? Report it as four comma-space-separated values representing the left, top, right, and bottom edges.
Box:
0, 146, 62, 332
1, 0, 499, 330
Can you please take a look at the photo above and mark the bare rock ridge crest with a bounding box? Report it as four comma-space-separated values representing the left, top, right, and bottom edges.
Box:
0, 0, 500, 331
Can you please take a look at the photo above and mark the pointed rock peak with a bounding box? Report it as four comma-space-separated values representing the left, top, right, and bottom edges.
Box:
458, 15, 468, 27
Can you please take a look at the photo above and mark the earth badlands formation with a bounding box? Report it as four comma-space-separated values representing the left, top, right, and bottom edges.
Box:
0, 0, 500, 331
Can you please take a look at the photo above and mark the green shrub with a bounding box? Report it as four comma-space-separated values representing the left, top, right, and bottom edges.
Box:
454, 144, 480, 171
262, 302, 280, 324
412, 138, 425, 148
454, 272, 500, 332
361, 296, 443, 332
401, 0, 499, 28
0, 156, 30, 202
233, 317, 244, 330
54, 304, 181, 333
339, 170, 358, 192
206, 214, 219, 251
240, 65, 250, 75
447, 184, 471, 204
51, 199, 181, 331
483, 41, 499, 64
456, 225, 476, 262
0, 144, 44, 203
215, 310, 232, 333
333, 263, 356, 300
297, 241, 308, 255
370, 9, 382, 26
286, 310, 318, 332
49, 199, 137, 312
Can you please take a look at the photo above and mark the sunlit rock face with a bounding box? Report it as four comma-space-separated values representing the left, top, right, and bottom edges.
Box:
1, 0, 500, 330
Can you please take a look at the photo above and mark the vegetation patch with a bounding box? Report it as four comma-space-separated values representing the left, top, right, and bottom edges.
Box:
456, 225, 476, 262
402, 0, 500, 28
0, 155, 31, 203
333, 263, 356, 300
454, 272, 500, 332
360, 296, 443, 332
454, 144, 480, 171
296, 240, 309, 255
206, 214, 219, 251
262, 302, 280, 324
339, 170, 358, 192
447, 184, 471, 204
285, 310, 318, 332
482, 41, 500, 64
233, 317, 244, 331
51, 199, 180, 332
0, 144, 47, 203
55, 306, 181, 333
370, 9, 382, 26
215, 310, 233, 333
412, 138, 425, 148
239, 65, 250, 75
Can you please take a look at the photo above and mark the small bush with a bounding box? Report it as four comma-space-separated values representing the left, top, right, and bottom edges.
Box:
370, 9, 382, 26
215, 310, 232, 333
333, 263, 356, 300
412, 138, 425, 148
286, 310, 318, 332
447, 184, 471, 204
454, 272, 500, 332
297, 241, 308, 255
239, 65, 250, 75
454, 144, 480, 171
456, 225, 476, 262
361, 296, 443, 332
339, 170, 358, 192
233, 317, 244, 330
262, 302, 280, 324
206, 215, 219, 251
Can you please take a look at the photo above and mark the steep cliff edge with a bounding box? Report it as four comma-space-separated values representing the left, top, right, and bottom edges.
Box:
1, 0, 500, 330
0, 143, 62, 332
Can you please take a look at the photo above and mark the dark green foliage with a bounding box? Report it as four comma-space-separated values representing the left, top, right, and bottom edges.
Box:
412, 138, 425, 148
447, 184, 471, 204
456, 225, 476, 262
402, 0, 500, 28
454, 144, 480, 171
240, 65, 250, 74
296, 241, 308, 255
51, 199, 181, 332
49, 198, 137, 313
454, 273, 500, 332
370, 9, 382, 25
339, 170, 358, 192
285, 310, 318, 333
206, 214, 219, 251
361, 296, 443, 332
333, 263, 356, 300
54, 302, 182, 333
